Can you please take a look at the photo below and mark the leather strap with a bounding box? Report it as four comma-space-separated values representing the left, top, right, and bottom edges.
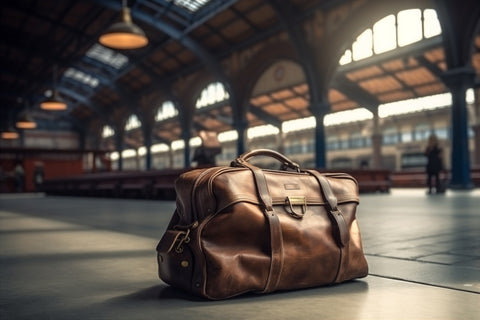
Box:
239, 160, 284, 293
234, 149, 300, 172
308, 170, 350, 247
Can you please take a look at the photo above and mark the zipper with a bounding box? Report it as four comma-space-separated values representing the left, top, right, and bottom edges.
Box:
190, 167, 221, 222
207, 167, 245, 197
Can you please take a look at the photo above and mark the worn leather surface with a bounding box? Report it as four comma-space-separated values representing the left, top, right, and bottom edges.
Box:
157, 151, 368, 300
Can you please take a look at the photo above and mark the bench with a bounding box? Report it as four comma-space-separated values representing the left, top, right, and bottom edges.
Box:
390, 167, 480, 188
316, 169, 391, 193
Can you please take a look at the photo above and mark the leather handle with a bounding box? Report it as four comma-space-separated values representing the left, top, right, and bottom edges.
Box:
232, 149, 300, 172
239, 159, 284, 293
308, 170, 350, 247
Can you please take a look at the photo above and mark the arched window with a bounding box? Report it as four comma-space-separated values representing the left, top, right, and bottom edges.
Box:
397, 9, 422, 46
373, 15, 396, 54
339, 8, 441, 65
196, 82, 230, 109
155, 101, 178, 121
125, 114, 141, 131
352, 29, 373, 61
102, 125, 114, 138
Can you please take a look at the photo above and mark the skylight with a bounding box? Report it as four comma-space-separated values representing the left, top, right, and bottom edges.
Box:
138, 146, 147, 156
172, 139, 185, 150
324, 108, 373, 126
64, 68, 99, 88
190, 136, 202, 147
151, 143, 170, 153
283, 116, 316, 133
218, 130, 238, 142
122, 149, 137, 158
379, 93, 451, 118
87, 44, 129, 69
247, 124, 279, 139
171, 0, 212, 13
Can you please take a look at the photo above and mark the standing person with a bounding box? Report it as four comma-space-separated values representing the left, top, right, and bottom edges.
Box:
33, 162, 44, 192
425, 134, 443, 194
14, 161, 25, 193
192, 131, 221, 167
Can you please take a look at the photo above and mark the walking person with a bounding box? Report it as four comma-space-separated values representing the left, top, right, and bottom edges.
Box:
424, 134, 443, 194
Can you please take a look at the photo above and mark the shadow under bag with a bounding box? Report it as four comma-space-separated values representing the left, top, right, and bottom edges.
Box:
156, 149, 368, 300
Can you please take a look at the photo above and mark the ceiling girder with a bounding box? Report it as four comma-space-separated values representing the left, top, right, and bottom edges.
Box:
331, 75, 380, 110
247, 105, 282, 128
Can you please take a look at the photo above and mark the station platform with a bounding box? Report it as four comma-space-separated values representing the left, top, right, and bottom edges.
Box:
1, 188, 479, 319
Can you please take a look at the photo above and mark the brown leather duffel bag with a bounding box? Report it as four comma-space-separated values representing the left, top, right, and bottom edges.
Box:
156, 149, 368, 299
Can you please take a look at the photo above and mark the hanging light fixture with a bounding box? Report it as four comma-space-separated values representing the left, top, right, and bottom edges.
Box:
1, 126, 19, 140
16, 99, 37, 129
99, 0, 148, 50
40, 65, 67, 111
2, 109, 20, 139
16, 112, 37, 129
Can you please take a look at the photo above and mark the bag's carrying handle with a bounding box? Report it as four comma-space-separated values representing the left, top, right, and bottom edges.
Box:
238, 159, 284, 293
307, 170, 350, 247
232, 149, 300, 172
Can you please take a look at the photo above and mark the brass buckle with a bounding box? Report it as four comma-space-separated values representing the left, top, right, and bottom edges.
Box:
175, 229, 191, 253
285, 196, 307, 219
168, 221, 198, 253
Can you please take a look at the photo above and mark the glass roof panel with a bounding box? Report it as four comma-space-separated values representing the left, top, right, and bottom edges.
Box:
86, 44, 129, 69
171, 0, 212, 13
64, 68, 99, 88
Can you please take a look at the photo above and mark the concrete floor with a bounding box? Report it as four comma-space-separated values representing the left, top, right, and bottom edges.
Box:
1, 189, 479, 319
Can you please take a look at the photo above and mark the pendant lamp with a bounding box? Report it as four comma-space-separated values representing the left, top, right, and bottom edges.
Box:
99, 0, 148, 50
16, 112, 37, 129
16, 100, 37, 129
41, 65, 67, 111
1, 126, 19, 140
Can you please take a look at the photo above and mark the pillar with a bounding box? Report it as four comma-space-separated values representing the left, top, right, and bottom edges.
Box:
145, 145, 152, 170
183, 132, 191, 168
233, 110, 248, 156
141, 119, 153, 171
371, 111, 382, 169
473, 124, 480, 167
441, 67, 475, 189
277, 128, 285, 155
473, 88, 480, 166
143, 132, 152, 171
314, 113, 326, 169
168, 146, 174, 168
114, 128, 125, 171
371, 134, 382, 169
235, 119, 247, 156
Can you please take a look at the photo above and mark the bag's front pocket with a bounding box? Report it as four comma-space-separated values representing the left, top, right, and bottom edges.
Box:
157, 230, 195, 292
